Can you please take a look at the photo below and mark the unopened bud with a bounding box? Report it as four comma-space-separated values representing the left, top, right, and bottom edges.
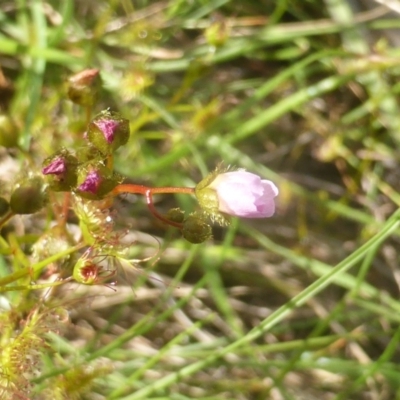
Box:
0, 114, 19, 148
76, 164, 123, 200
42, 149, 78, 191
67, 68, 101, 107
86, 110, 130, 154
182, 214, 212, 244
10, 176, 47, 214
166, 208, 185, 223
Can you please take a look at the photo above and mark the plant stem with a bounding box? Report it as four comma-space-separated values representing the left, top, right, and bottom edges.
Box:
112, 184, 195, 228
0, 210, 15, 229
112, 184, 195, 196
144, 189, 183, 228
0, 243, 84, 288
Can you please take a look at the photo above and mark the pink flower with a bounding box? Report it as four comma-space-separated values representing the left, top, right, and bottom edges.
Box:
208, 171, 278, 218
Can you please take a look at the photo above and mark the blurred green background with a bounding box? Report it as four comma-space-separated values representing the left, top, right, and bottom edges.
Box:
2, 0, 400, 399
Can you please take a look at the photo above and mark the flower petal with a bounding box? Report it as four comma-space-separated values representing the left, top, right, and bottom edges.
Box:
209, 172, 278, 218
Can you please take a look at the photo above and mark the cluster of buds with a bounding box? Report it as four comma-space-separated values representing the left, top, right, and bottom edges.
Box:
42, 110, 128, 200
42, 120, 279, 243
0, 109, 130, 218
0, 66, 279, 301
4, 69, 278, 247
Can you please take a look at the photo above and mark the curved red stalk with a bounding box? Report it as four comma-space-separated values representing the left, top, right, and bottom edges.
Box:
112, 184, 195, 228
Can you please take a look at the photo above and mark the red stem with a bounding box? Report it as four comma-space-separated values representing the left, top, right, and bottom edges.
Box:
112, 184, 148, 196
112, 184, 195, 228
112, 184, 194, 196
145, 190, 183, 229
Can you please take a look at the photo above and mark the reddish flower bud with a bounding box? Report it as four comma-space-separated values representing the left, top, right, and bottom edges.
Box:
78, 170, 102, 194
42, 156, 66, 175
67, 68, 101, 107
95, 118, 120, 144
86, 110, 130, 154
76, 164, 123, 200
42, 149, 78, 192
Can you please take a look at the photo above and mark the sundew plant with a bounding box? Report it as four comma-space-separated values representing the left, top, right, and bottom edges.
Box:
1, 1, 400, 399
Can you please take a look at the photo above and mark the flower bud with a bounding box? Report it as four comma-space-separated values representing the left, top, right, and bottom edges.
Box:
10, 176, 47, 214
0, 114, 19, 148
86, 110, 130, 155
42, 149, 78, 192
182, 214, 212, 244
67, 68, 101, 107
196, 169, 278, 221
166, 208, 185, 224
76, 164, 123, 200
